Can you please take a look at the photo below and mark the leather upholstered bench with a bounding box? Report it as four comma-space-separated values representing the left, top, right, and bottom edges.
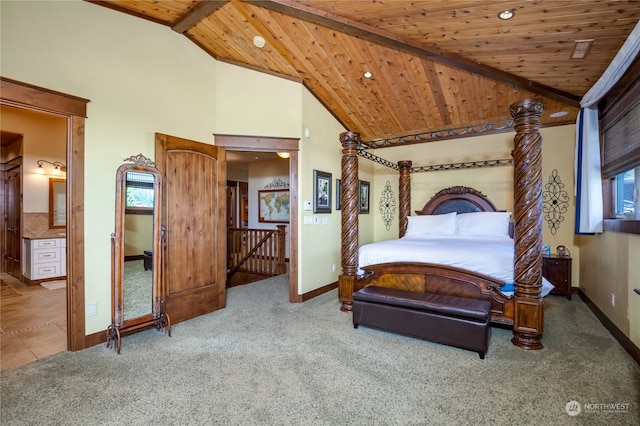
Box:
352, 286, 491, 359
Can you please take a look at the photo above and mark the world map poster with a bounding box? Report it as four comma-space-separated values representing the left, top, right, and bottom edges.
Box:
258, 189, 290, 223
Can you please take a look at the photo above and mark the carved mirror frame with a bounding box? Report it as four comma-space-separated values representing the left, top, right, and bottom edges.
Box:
107, 154, 170, 353
48, 177, 66, 228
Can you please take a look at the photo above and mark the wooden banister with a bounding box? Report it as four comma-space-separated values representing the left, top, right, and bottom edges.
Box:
227, 226, 287, 279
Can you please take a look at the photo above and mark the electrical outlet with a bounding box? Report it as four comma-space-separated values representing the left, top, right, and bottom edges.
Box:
87, 302, 97, 317
610, 293, 615, 307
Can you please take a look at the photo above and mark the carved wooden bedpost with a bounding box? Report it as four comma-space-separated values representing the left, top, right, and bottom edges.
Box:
510, 98, 545, 350
398, 161, 412, 237
339, 131, 361, 312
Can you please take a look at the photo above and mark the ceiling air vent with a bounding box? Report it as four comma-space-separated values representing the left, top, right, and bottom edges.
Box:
571, 39, 594, 59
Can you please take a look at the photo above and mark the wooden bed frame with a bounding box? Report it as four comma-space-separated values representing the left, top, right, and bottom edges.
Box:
339, 99, 545, 350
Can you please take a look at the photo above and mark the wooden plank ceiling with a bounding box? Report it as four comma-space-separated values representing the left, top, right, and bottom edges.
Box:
89, 0, 640, 144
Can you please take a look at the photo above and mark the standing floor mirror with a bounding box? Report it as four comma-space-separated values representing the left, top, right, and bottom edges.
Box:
107, 154, 170, 353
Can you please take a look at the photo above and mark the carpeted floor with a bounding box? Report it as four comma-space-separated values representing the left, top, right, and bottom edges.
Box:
1, 274, 638, 425
123, 260, 153, 319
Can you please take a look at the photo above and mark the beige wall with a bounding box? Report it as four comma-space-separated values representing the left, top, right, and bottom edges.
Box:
124, 215, 153, 257
579, 233, 640, 347
299, 89, 346, 292
215, 62, 302, 138
1, 106, 66, 215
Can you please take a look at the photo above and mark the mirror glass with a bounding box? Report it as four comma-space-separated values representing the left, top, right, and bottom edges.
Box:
108, 153, 169, 353
49, 178, 66, 228
123, 171, 155, 321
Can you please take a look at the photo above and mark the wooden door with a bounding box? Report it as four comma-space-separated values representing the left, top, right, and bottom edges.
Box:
4, 165, 21, 278
155, 133, 226, 323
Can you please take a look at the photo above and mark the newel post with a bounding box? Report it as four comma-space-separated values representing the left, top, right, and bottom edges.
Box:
510, 98, 545, 350
338, 131, 361, 312
276, 224, 287, 275
398, 161, 412, 238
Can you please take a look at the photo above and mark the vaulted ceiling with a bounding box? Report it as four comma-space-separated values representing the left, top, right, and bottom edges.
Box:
88, 0, 640, 144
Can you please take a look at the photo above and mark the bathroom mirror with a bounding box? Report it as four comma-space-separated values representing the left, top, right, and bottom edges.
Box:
107, 154, 170, 354
49, 178, 66, 228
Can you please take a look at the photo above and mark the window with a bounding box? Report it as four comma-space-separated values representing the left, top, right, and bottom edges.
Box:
125, 171, 154, 213
599, 54, 640, 234
614, 167, 639, 219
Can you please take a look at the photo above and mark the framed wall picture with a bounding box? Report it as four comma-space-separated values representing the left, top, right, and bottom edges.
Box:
313, 170, 332, 213
336, 179, 341, 210
358, 180, 370, 214
258, 189, 290, 223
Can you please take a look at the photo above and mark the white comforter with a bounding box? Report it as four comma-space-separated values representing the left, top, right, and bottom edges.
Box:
357, 236, 554, 296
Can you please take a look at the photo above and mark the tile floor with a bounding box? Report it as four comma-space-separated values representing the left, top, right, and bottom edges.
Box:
1, 273, 67, 370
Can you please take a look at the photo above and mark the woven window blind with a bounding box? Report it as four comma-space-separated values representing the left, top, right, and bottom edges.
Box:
126, 171, 154, 188
602, 100, 640, 179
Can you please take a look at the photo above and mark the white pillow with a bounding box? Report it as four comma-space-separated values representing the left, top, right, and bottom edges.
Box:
456, 212, 512, 238
404, 212, 457, 237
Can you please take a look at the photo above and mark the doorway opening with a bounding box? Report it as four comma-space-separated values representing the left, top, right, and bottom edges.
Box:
1, 77, 89, 356
214, 134, 300, 303
227, 150, 290, 287
1, 107, 68, 369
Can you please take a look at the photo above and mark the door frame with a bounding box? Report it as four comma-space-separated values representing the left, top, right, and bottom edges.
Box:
213, 134, 301, 303
1, 77, 89, 351
2, 156, 22, 277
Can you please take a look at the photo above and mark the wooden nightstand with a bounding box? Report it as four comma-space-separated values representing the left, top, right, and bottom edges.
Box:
543, 255, 572, 300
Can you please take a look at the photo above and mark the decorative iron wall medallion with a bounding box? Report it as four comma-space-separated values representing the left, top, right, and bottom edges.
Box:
542, 169, 570, 235
379, 181, 397, 230
264, 178, 289, 189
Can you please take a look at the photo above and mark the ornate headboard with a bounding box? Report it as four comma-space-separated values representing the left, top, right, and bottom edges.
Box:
415, 186, 500, 215
415, 186, 513, 237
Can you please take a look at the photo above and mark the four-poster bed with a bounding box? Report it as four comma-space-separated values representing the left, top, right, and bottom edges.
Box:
339, 99, 546, 350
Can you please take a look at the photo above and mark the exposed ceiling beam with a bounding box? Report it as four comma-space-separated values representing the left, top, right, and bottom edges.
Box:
172, 0, 229, 34
252, 0, 581, 107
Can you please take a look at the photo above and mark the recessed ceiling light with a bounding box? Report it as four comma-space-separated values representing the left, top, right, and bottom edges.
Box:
550, 111, 569, 118
498, 9, 514, 20
253, 35, 266, 48
363, 71, 373, 78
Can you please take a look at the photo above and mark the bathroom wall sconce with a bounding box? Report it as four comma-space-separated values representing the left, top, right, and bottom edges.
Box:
35, 160, 67, 176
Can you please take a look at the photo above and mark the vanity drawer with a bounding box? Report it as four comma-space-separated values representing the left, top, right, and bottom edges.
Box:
33, 262, 61, 279
22, 238, 66, 280
34, 239, 60, 249
33, 247, 61, 264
